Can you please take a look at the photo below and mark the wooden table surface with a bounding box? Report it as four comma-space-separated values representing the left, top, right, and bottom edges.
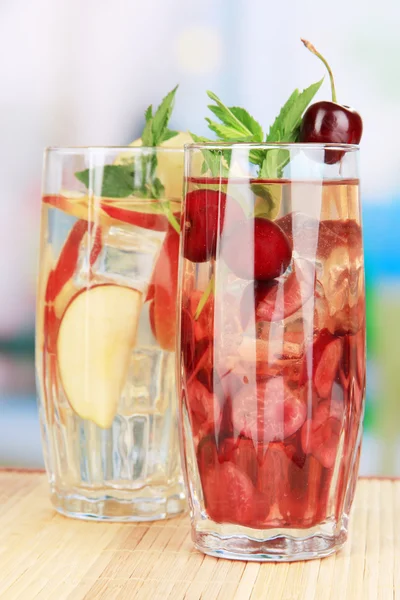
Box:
0, 470, 399, 600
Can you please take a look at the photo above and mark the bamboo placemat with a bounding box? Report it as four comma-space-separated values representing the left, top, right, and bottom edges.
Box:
0, 471, 398, 599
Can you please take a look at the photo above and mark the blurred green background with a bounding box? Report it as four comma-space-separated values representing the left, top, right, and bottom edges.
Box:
0, 0, 398, 475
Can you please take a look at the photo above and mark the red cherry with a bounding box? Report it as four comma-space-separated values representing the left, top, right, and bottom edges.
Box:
300, 101, 362, 164
197, 436, 256, 526
223, 217, 292, 281
180, 291, 214, 374
186, 379, 221, 435
301, 397, 344, 468
300, 101, 362, 145
240, 258, 315, 326
219, 437, 258, 486
299, 39, 362, 164
232, 377, 307, 444
183, 189, 244, 263
257, 442, 292, 521
339, 330, 365, 412
301, 329, 342, 398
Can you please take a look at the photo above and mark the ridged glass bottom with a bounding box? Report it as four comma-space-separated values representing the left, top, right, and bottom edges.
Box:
192, 517, 348, 562
51, 483, 186, 522
39, 345, 186, 522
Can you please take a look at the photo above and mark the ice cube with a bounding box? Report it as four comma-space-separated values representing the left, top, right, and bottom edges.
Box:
75, 223, 163, 292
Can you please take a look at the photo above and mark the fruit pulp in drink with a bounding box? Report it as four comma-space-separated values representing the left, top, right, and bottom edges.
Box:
180, 177, 365, 529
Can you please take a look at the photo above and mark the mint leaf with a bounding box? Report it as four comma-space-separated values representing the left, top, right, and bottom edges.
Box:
282, 78, 324, 138
75, 165, 135, 198
141, 86, 178, 147
160, 129, 179, 143
267, 78, 324, 142
229, 107, 263, 141
205, 119, 253, 141
151, 85, 178, 146
144, 105, 153, 122
207, 104, 263, 142
207, 104, 228, 123
261, 78, 324, 178
190, 133, 222, 177
206, 91, 260, 138
141, 116, 154, 146
259, 149, 290, 179
267, 89, 299, 141
75, 86, 180, 221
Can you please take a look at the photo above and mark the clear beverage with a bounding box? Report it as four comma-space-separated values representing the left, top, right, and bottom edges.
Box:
36, 147, 185, 520
178, 144, 365, 560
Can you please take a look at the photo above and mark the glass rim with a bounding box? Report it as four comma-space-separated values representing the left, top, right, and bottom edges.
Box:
184, 142, 359, 152
44, 146, 183, 154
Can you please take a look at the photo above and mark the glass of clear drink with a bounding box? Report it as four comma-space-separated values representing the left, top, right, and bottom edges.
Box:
177, 142, 365, 560
37, 146, 186, 520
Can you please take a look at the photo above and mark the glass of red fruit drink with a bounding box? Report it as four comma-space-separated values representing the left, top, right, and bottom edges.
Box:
178, 142, 365, 560
37, 147, 186, 520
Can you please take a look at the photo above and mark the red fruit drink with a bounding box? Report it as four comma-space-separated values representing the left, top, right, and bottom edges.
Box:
178, 147, 365, 561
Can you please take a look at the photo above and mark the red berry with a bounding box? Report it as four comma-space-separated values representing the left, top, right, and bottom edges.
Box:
240, 258, 315, 326
301, 397, 344, 468
299, 40, 362, 164
223, 217, 292, 281
232, 377, 307, 444
186, 379, 220, 433
257, 442, 292, 521
301, 101, 362, 144
183, 189, 244, 263
197, 436, 256, 526
301, 329, 342, 398
219, 437, 258, 486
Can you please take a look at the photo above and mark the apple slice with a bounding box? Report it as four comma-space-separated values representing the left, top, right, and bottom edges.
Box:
43, 193, 90, 221
57, 284, 142, 428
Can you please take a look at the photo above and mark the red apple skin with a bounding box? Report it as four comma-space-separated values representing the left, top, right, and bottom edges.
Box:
151, 227, 180, 351
43, 194, 89, 221
101, 203, 169, 232
45, 220, 88, 303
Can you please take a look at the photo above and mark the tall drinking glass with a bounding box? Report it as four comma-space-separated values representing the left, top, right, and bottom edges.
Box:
178, 143, 365, 560
37, 147, 186, 520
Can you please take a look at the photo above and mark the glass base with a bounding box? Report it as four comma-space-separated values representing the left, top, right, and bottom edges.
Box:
51, 484, 186, 522
193, 522, 348, 562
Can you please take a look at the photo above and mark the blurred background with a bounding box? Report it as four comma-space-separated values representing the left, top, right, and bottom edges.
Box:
0, 0, 399, 475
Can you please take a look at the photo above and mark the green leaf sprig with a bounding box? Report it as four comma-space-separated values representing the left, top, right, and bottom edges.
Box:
75, 86, 180, 232
196, 78, 323, 180
192, 56, 325, 319
141, 85, 179, 148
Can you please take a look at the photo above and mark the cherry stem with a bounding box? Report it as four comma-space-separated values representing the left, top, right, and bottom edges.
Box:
301, 39, 337, 103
